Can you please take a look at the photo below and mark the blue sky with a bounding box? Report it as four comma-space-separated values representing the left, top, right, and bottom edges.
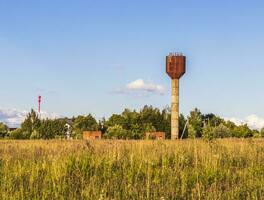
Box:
0, 0, 264, 127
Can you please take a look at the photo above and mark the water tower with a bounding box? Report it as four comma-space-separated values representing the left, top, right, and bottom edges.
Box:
166, 53, 186, 139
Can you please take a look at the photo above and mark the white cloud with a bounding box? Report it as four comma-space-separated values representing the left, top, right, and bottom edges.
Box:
0, 109, 28, 128
113, 79, 165, 96
0, 108, 60, 128
227, 114, 264, 130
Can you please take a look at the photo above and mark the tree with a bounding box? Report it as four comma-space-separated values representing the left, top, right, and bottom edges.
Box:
212, 123, 230, 138
9, 128, 24, 139
187, 124, 196, 139
188, 108, 203, 137
202, 123, 214, 141
161, 107, 171, 138
233, 124, 253, 138
72, 114, 98, 136
0, 122, 8, 138
122, 109, 140, 130
105, 125, 128, 139
252, 129, 261, 138
103, 106, 187, 139
202, 123, 230, 140
139, 105, 163, 131
179, 114, 188, 138
21, 109, 41, 139
142, 123, 156, 133
37, 119, 66, 139
202, 113, 224, 127
129, 123, 143, 139
261, 128, 264, 137
104, 114, 125, 130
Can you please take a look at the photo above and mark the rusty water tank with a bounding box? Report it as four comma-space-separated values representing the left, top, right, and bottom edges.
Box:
166, 53, 186, 79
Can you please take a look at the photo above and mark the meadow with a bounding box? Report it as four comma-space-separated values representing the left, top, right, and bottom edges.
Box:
0, 139, 264, 200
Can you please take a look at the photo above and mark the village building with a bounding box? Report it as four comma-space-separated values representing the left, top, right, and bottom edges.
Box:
83, 131, 102, 140
145, 132, 166, 140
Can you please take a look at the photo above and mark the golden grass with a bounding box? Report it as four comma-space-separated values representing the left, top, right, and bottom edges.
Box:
0, 139, 264, 199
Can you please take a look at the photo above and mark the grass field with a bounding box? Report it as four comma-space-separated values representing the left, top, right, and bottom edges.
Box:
0, 139, 264, 200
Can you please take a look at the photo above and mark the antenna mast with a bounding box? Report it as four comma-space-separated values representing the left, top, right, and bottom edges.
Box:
38, 95, 41, 114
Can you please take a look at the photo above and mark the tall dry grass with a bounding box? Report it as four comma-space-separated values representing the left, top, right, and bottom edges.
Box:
0, 139, 264, 199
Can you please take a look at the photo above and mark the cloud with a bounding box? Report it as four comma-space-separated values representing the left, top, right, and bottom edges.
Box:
0, 109, 28, 128
227, 114, 264, 130
0, 108, 60, 128
113, 79, 165, 96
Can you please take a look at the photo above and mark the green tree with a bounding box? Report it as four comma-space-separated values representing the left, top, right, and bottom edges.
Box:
179, 114, 188, 138
0, 122, 8, 138
261, 128, 264, 137
122, 109, 140, 130
30, 129, 41, 139
21, 109, 41, 139
104, 114, 125, 130
202, 113, 224, 127
139, 105, 163, 131
161, 107, 171, 138
202, 123, 214, 141
202, 123, 231, 140
187, 124, 196, 139
129, 123, 143, 139
252, 129, 261, 138
38, 119, 66, 139
9, 128, 24, 139
212, 123, 230, 138
233, 124, 253, 138
188, 108, 203, 137
105, 124, 128, 139
142, 123, 156, 133
223, 120, 237, 136
72, 114, 98, 136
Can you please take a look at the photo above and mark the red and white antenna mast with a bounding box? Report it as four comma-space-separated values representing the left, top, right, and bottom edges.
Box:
38, 96, 41, 113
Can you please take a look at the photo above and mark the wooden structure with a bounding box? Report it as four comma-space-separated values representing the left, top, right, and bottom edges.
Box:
145, 132, 165, 140
83, 131, 102, 140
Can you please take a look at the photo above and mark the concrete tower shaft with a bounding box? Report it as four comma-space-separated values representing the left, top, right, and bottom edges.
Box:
171, 79, 179, 139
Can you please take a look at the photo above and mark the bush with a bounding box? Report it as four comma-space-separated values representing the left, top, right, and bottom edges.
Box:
30, 130, 41, 139
9, 129, 25, 139
261, 128, 264, 137
187, 124, 196, 139
233, 125, 253, 138
212, 123, 230, 138
0, 123, 8, 138
105, 125, 128, 139
202, 123, 214, 141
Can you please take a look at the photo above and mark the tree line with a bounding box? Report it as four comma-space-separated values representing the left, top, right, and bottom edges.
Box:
0, 106, 264, 139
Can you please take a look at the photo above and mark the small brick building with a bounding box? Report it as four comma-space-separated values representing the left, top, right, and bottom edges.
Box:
145, 132, 166, 140
83, 131, 102, 140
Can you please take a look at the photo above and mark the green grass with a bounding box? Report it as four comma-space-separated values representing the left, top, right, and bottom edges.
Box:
0, 139, 264, 199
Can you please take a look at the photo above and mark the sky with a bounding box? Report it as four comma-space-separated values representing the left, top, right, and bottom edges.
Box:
0, 0, 264, 128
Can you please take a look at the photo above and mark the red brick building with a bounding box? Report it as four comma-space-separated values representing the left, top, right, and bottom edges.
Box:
83, 131, 102, 140
145, 132, 166, 140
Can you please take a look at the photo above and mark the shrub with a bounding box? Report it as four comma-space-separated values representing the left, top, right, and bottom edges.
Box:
0, 123, 8, 138
261, 128, 264, 137
105, 125, 128, 139
9, 129, 25, 139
